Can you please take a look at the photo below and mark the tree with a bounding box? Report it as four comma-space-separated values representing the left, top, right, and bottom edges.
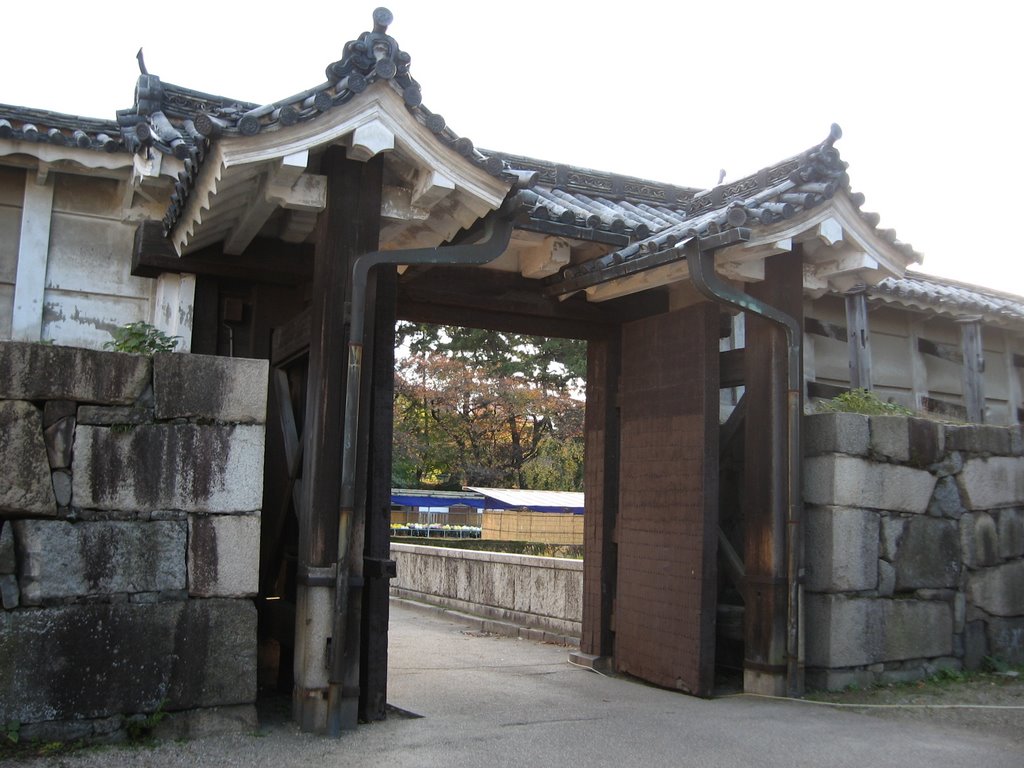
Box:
392, 325, 586, 490
398, 324, 586, 390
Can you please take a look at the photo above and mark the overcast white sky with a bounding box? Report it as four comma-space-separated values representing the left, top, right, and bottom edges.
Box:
3, 1, 1022, 296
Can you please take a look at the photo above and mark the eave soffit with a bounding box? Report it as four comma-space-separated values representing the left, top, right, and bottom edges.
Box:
173, 81, 511, 255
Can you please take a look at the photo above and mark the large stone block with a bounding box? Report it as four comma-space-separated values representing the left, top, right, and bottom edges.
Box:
14, 520, 185, 603
986, 617, 1024, 665
805, 506, 878, 592
907, 418, 944, 468
894, 517, 960, 590
804, 455, 937, 514
927, 476, 964, 518
869, 416, 910, 462
0, 598, 256, 723
0, 341, 150, 404
880, 599, 953, 660
805, 594, 881, 667
0, 401, 56, 516
959, 457, 1024, 510
967, 561, 1024, 617
154, 353, 268, 424
806, 595, 952, 668
804, 412, 869, 456
188, 515, 260, 597
964, 620, 988, 669
998, 508, 1024, 559
72, 424, 264, 512
961, 512, 1000, 568
945, 425, 1012, 455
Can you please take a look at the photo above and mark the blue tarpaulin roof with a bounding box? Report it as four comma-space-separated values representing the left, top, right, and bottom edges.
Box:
391, 490, 485, 509
391, 487, 584, 514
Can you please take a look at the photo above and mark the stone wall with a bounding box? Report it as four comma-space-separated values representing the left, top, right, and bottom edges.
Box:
803, 412, 1024, 690
0, 341, 267, 741
390, 542, 582, 644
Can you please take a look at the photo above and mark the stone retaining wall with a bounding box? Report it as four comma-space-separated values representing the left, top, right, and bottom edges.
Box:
0, 341, 267, 741
804, 412, 1024, 690
390, 543, 583, 644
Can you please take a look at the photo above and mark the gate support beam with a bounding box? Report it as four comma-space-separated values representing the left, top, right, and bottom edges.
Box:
579, 331, 621, 663
293, 147, 382, 733
740, 252, 804, 697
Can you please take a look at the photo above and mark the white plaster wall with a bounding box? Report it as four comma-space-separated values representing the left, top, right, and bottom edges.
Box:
41, 176, 155, 348
0, 165, 171, 349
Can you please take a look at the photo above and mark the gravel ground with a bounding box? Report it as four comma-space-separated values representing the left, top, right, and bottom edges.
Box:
805, 671, 1024, 746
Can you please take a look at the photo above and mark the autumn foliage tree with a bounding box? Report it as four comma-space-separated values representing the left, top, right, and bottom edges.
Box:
392, 324, 585, 490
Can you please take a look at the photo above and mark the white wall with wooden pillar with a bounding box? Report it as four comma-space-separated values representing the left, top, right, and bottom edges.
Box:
959, 317, 985, 423
844, 289, 873, 390
11, 170, 54, 341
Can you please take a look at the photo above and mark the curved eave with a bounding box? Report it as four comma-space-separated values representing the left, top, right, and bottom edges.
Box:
867, 292, 1024, 330
576, 191, 921, 303
714, 191, 920, 296
170, 81, 510, 256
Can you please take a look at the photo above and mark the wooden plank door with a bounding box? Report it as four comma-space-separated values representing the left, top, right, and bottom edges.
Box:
613, 303, 720, 696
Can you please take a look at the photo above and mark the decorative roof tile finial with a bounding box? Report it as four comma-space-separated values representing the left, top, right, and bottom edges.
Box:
325, 7, 421, 107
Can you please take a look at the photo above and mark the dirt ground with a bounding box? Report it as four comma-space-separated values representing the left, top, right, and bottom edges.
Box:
804, 671, 1024, 745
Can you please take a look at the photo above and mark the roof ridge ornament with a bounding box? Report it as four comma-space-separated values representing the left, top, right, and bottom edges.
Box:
115, 54, 196, 162
325, 7, 422, 108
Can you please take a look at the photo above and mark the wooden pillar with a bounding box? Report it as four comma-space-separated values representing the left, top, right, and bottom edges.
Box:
907, 318, 929, 412
959, 317, 985, 423
844, 289, 872, 390
358, 261, 395, 722
579, 331, 621, 662
11, 171, 54, 341
743, 252, 803, 696
293, 147, 383, 732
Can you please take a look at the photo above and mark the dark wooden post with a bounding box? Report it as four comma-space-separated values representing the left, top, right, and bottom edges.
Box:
293, 146, 383, 732
358, 262, 396, 722
959, 317, 985, 423
579, 331, 621, 663
743, 251, 803, 696
844, 288, 873, 390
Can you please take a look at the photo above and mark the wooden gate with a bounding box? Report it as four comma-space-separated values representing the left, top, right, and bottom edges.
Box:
611, 303, 720, 695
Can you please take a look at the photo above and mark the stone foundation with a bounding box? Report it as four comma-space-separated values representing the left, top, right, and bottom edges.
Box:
0, 341, 267, 740
804, 413, 1024, 689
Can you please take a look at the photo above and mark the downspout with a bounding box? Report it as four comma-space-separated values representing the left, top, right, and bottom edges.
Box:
681, 237, 804, 698
326, 204, 518, 736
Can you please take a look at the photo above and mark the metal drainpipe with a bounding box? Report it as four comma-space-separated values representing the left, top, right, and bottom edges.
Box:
681, 237, 804, 698
326, 207, 517, 736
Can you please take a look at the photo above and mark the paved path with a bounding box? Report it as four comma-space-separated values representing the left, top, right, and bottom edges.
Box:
12, 600, 1020, 767
378, 601, 1020, 768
